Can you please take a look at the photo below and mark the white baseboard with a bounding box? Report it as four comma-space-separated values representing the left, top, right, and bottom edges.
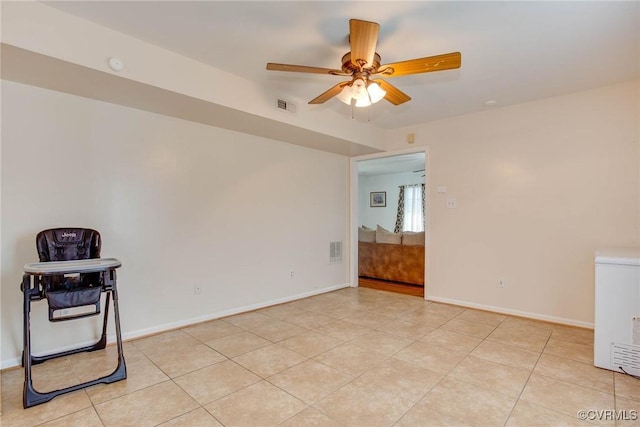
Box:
426, 295, 594, 329
1, 283, 350, 370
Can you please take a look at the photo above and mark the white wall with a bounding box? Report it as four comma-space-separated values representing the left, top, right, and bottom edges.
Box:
385, 80, 640, 326
358, 172, 424, 231
0, 81, 350, 368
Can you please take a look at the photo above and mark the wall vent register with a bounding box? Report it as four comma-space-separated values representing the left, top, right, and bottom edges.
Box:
330, 241, 343, 263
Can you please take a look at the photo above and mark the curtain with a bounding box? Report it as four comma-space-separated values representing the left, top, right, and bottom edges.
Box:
393, 186, 405, 232
395, 184, 425, 232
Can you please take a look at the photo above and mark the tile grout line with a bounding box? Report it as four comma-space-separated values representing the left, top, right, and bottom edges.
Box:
390, 311, 506, 426
499, 331, 553, 427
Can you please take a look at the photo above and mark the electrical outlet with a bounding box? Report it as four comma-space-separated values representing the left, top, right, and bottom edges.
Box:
289, 270, 294, 279
194, 284, 202, 295
498, 277, 506, 288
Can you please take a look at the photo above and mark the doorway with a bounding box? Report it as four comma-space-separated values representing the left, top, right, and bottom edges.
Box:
350, 148, 428, 299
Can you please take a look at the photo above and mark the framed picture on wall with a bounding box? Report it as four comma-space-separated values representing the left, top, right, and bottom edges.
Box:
370, 191, 386, 207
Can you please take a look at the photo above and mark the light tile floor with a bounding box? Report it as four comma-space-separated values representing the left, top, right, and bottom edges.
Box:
2, 287, 639, 426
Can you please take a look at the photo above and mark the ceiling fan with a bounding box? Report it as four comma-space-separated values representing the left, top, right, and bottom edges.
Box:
266, 19, 461, 107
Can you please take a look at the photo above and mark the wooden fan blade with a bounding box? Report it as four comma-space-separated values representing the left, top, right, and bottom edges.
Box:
349, 19, 380, 69
309, 81, 350, 104
372, 79, 411, 105
377, 52, 461, 77
266, 63, 346, 76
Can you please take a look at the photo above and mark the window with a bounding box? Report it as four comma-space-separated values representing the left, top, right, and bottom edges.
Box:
394, 184, 425, 232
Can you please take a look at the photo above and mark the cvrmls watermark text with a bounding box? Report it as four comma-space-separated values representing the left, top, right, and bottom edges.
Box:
577, 410, 638, 421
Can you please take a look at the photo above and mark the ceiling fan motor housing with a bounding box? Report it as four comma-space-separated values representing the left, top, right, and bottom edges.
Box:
341, 52, 381, 74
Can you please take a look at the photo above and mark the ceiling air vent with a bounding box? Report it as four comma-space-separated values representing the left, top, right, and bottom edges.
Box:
276, 98, 296, 113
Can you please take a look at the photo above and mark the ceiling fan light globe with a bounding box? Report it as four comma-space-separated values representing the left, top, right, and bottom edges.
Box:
352, 78, 368, 99
367, 82, 386, 103
337, 85, 354, 105
355, 97, 372, 108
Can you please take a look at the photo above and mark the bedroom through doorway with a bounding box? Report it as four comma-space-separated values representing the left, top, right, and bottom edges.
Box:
352, 150, 427, 298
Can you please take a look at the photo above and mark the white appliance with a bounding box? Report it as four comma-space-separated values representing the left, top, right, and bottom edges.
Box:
594, 248, 640, 375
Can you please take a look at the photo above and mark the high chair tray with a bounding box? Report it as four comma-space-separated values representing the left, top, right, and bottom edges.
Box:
24, 258, 121, 275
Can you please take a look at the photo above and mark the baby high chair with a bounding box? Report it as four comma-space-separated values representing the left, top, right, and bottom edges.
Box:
21, 227, 126, 408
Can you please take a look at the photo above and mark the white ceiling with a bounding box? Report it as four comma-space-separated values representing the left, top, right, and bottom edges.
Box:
42, 1, 639, 130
